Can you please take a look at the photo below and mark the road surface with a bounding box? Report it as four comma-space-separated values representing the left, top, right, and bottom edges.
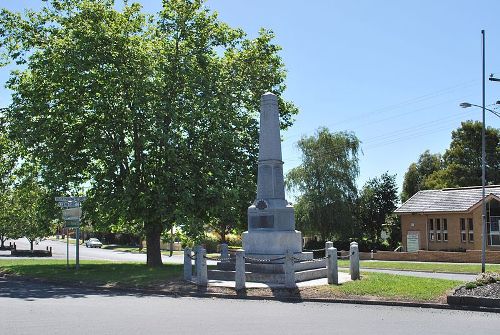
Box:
0, 278, 498, 335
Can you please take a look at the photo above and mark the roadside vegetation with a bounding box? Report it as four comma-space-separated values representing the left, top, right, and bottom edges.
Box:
320, 272, 462, 302
0, 259, 462, 302
0, 259, 185, 287
337, 260, 500, 274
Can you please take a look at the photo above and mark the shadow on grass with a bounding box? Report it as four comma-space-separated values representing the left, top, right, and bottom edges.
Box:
0, 262, 190, 301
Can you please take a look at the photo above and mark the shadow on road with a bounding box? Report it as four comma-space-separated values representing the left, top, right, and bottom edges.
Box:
0, 277, 174, 301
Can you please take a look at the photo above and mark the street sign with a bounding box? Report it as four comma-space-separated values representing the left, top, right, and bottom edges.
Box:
55, 196, 87, 202
55, 196, 86, 208
64, 221, 80, 228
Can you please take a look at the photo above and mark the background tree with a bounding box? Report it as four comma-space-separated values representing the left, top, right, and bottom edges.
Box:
358, 172, 398, 246
1, 0, 297, 266
438, 120, 500, 187
286, 128, 360, 241
10, 172, 58, 251
0, 109, 18, 248
402, 121, 499, 199
401, 150, 442, 202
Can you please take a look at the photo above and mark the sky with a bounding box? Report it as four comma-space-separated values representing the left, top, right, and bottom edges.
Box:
1, 1, 500, 201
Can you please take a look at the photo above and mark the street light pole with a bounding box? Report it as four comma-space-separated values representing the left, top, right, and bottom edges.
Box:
481, 29, 486, 273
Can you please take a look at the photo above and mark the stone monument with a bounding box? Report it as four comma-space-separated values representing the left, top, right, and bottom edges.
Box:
211, 92, 326, 285
242, 92, 302, 255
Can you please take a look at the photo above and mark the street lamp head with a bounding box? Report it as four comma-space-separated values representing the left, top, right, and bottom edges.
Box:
459, 102, 472, 108
496, 100, 500, 105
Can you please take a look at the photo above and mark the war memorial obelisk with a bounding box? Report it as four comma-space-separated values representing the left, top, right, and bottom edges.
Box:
242, 92, 303, 256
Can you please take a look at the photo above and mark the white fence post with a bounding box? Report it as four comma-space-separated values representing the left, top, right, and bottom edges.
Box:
235, 249, 246, 290
327, 247, 338, 285
220, 243, 229, 263
184, 247, 192, 281
350, 241, 360, 280
284, 251, 296, 288
197, 247, 208, 286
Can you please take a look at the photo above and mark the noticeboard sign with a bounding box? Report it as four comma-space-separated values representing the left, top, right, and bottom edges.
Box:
406, 231, 420, 252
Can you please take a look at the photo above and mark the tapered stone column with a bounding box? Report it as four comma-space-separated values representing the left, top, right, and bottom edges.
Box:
243, 92, 302, 255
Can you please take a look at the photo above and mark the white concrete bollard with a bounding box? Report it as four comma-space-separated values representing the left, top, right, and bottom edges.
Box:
183, 247, 192, 281
325, 241, 333, 250
235, 249, 246, 291
197, 247, 208, 286
350, 241, 360, 280
220, 243, 229, 263
284, 251, 296, 288
327, 247, 338, 285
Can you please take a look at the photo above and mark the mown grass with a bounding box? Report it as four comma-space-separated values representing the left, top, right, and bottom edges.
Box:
322, 272, 462, 302
0, 259, 184, 287
337, 260, 500, 274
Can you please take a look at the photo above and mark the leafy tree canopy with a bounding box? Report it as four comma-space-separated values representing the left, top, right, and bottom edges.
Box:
0, 0, 297, 266
286, 127, 360, 241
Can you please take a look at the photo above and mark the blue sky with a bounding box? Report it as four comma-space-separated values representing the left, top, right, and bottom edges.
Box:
1, 1, 500, 200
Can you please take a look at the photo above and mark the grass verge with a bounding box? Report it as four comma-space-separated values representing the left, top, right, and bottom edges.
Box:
0, 259, 184, 287
317, 272, 462, 302
337, 260, 500, 274
0, 259, 462, 303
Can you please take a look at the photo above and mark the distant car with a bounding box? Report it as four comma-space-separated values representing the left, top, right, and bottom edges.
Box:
85, 238, 103, 248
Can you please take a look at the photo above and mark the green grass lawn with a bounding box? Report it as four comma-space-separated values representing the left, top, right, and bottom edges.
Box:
0, 259, 184, 287
337, 260, 500, 274
322, 272, 462, 302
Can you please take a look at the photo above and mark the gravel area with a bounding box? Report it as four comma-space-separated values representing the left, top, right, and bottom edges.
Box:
454, 282, 500, 298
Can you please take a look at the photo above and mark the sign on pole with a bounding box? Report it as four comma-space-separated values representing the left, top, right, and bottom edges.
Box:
55, 196, 86, 270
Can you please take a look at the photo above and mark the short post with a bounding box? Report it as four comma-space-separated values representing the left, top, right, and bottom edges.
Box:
370, 249, 374, 260
235, 249, 246, 290
184, 247, 192, 281
50, 246, 52, 255
75, 227, 80, 270
325, 241, 333, 250
220, 243, 229, 263
197, 247, 208, 286
350, 241, 360, 280
327, 247, 338, 285
284, 251, 296, 288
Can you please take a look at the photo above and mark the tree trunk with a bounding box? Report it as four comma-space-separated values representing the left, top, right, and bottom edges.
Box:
0, 237, 5, 249
30, 240, 34, 251
146, 222, 163, 267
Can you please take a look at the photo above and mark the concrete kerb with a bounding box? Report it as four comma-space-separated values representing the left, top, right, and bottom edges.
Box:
2, 273, 499, 313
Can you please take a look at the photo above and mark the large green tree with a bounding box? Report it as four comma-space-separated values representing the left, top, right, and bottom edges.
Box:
438, 120, 500, 187
1, 0, 297, 266
401, 121, 499, 198
286, 128, 360, 241
358, 172, 398, 246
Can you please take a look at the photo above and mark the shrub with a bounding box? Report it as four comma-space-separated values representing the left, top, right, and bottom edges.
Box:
465, 282, 477, 289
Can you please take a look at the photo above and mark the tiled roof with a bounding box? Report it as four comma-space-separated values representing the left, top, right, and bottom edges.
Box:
395, 185, 500, 214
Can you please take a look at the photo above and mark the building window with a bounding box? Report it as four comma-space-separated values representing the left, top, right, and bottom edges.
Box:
460, 218, 466, 242
443, 219, 448, 241
436, 219, 441, 231
428, 219, 434, 241
468, 218, 474, 242
436, 231, 442, 241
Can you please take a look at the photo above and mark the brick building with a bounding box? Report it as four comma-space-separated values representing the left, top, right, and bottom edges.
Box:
395, 185, 500, 252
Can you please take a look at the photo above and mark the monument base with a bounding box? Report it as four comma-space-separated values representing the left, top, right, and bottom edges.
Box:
242, 230, 302, 255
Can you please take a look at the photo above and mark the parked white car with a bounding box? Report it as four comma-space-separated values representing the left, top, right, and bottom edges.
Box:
85, 238, 103, 248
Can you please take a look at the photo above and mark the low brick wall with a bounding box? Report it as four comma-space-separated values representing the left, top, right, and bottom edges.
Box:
358, 250, 500, 263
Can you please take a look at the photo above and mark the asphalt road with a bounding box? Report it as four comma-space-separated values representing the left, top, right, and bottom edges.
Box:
0, 278, 498, 335
0, 238, 189, 263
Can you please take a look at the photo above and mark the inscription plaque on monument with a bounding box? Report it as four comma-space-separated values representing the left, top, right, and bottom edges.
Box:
249, 215, 274, 229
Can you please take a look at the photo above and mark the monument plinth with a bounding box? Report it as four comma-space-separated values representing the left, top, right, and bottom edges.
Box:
242, 92, 302, 255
